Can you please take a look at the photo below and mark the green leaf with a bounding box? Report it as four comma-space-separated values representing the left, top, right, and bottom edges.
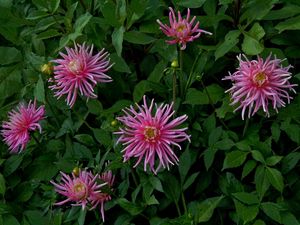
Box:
117, 198, 144, 216
253, 220, 266, 225
232, 192, 259, 205
189, 196, 224, 223
183, 172, 199, 190
112, 26, 125, 56
86, 99, 103, 115
251, 150, 265, 163
93, 129, 112, 148
74, 134, 95, 147
124, 31, 156, 44
271, 122, 281, 142
179, 148, 191, 184
24, 210, 47, 225
242, 160, 257, 179
176, 0, 206, 8
215, 30, 241, 59
203, 147, 218, 170
233, 199, 259, 223
282, 152, 300, 174
214, 138, 235, 150
264, 4, 300, 20
34, 75, 45, 103
4, 154, 24, 176
110, 53, 131, 73
36, 29, 61, 40
0, 47, 21, 65
242, 23, 265, 55
208, 126, 223, 146
3, 215, 20, 225
74, 12, 92, 34
184, 85, 224, 105
266, 156, 282, 166
0, 174, 5, 195
242, 34, 264, 55
266, 167, 284, 192
261, 202, 282, 223
100, 1, 121, 27
281, 211, 300, 225
101, 99, 132, 115
161, 173, 181, 203
240, 0, 278, 23
133, 80, 152, 102
255, 165, 270, 200
222, 151, 248, 170
275, 15, 300, 33
77, 209, 86, 225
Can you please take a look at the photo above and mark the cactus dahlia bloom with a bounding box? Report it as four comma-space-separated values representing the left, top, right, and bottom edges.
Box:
223, 54, 297, 120
89, 170, 115, 222
51, 170, 106, 210
49, 43, 113, 107
156, 7, 212, 50
1, 100, 45, 153
115, 96, 190, 174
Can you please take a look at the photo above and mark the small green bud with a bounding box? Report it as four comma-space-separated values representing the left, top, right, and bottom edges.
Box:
171, 60, 179, 68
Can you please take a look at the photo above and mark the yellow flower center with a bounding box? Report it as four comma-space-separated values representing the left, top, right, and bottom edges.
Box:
144, 126, 158, 142
68, 60, 81, 74
253, 72, 267, 87
73, 181, 87, 199
176, 24, 186, 33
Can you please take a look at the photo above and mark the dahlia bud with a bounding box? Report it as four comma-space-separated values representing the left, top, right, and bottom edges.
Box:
72, 167, 81, 176
40, 62, 53, 75
171, 60, 179, 68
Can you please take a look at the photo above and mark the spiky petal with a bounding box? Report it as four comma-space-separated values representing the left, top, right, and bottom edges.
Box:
115, 96, 190, 174
223, 54, 297, 120
1, 100, 45, 153
157, 7, 212, 50
51, 170, 106, 210
89, 170, 115, 222
49, 43, 113, 107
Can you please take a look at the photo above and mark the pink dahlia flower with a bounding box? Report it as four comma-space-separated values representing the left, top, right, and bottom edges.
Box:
157, 7, 212, 50
51, 170, 106, 210
115, 96, 190, 174
1, 100, 45, 153
223, 54, 297, 120
89, 170, 115, 222
50, 43, 113, 107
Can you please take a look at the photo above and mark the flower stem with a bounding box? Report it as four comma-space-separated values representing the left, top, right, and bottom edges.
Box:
242, 118, 249, 137
175, 200, 181, 216
181, 192, 187, 214
179, 49, 184, 97
172, 70, 177, 106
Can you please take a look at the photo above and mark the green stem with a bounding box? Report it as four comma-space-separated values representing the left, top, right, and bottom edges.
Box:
172, 70, 177, 106
179, 49, 184, 97
184, 51, 202, 94
175, 200, 181, 216
242, 118, 249, 137
181, 192, 187, 214
130, 167, 138, 187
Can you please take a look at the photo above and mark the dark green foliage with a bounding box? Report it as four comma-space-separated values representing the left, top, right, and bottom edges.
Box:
0, 0, 299, 224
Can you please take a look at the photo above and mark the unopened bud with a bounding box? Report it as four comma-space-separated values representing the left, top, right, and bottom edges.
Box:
171, 60, 179, 68
111, 120, 118, 127
72, 167, 80, 176
40, 62, 53, 75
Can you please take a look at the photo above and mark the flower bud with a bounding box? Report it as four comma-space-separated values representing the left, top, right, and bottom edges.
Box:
72, 167, 80, 176
111, 120, 118, 127
40, 62, 53, 75
171, 60, 179, 68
